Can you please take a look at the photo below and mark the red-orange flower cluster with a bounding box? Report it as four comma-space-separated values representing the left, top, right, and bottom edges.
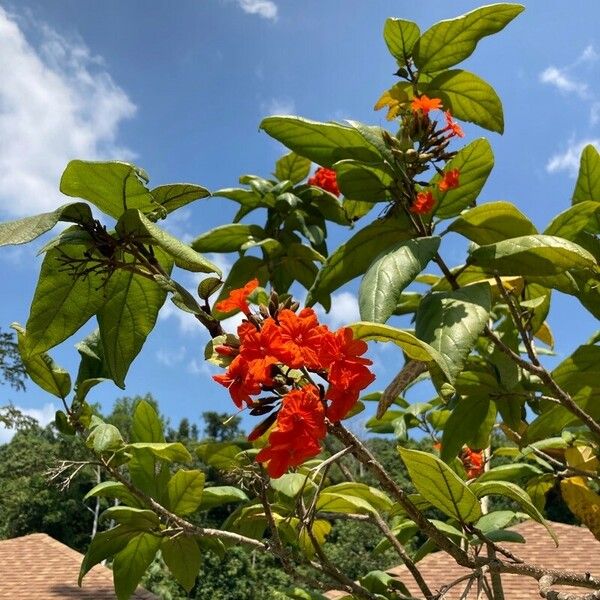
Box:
308, 167, 340, 197
410, 190, 435, 215
411, 95, 442, 115
461, 447, 485, 479
212, 289, 375, 477
443, 111, 464, 138
438, 169, 460, 192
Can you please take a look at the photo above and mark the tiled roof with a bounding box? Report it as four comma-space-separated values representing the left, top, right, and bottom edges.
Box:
327, 520, 600, 599
0, 533, 157, 599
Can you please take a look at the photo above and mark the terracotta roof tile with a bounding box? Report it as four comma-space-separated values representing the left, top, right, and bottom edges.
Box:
0, 533, 157, 599
326, 520, 600, 599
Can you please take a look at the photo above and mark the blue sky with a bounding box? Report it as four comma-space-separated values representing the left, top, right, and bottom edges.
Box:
1, 0, 599, 440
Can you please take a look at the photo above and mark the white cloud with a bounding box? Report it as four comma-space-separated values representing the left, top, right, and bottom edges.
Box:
237, 0, 278, 20
262, 97, 295, 116
0, 402, 57, 444
579, 44, 599, 64
0, 7, 135, 218
317, 291, 360, 330
156, 345, 187, 367
591, 102, 600, 126
539, 66, 588, 98
546, 138, 600, 176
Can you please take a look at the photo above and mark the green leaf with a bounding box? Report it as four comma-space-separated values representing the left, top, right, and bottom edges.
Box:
334, 161, 392, 203
132, 399, 165, 443
0, 203, 92, 248
127, 442, 192, 463
433, 139, 494, 219
415, 283, 491, 383
359, 236, 440, 323
87, 423, 124, 453
101, 506, 160, 529
470, 480, 557, 544
414, 4, 524, 73
448, 201, 537, 245
399, 447, 482, 523
150, 183, 210, 214
467, 234, 598, 277
260, 116, 382, 167
97, 252, 172, 388
84, 481, 141, 507
383, 18, 420, 64
113, 533, 161, 600
167, 469, 205, 515
544, 201, 600, 239
269, 474, 314, 498
11, 324, 71, 399
476, 463, 543, 483
349, 322, 452, 380
316, 491, 379, 515
441, 397, 492, 462
79, 525, 138, 585
343, 199, 374, 222
196, 442, 243, 469
25, 245, 107, 356
307, 214, 412, 305
191, 223, 266, 253
162, 536, 201, 592
60, 160, 155, 219
199, 486, 249, 510
572, 144, 600, 204
116, 209, 220, 274
424, 69, 503, 133
319, 483, 393, 513
275, 152, 311, 184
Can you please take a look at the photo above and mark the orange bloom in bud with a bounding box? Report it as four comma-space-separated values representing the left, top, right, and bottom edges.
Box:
308, 167, 340, 197
411, 95, 442, 115
461, 447, 485, 479
256, 385, 326, 478
438, 169, 460, 192
410, 191, 435, 215
215, 279, 259, 315
444, 111, 464, 138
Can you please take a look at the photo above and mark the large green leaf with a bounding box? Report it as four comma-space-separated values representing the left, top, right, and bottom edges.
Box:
544, 201, 600, 239
0, 203, 92, 248
199, 486, 249, 511
470, 480, 557, 544
127, 442, 192, 463
101, 506, 160, 529
306, 214, 412, 306
167, 469, 205, 515
132, 399, 165, 443
414, 4, 524, 73
191, 223, 266, 253
113, 533, 161, 600
25, 245, 107, 356
275, 152, 311, 184
87, 422, 124, 454
162, 536, 201, 592
448, 201, 537, 245
260, 116, 382, 167
383, 18, 420, 64
334, 160, 393, 203
60, 160, 155, 219
476, 463, 542, 483
424, 69, 503, 133
319, 483, 393, 513
441, 397, 492, 463
79, 525, 138, 585
572, 144, 600, 204
399, 448, 482, 523
468, 235, 598, 277
432, 139, 494, 219
359, 237, 440, 323
349, 322, 452, 380
150, 183, 210, 214
11, 324, 71, 399
97, 252, 172, 388
117, 209, 221, 274
84, 481, 141, 507
415, 284, 491, 382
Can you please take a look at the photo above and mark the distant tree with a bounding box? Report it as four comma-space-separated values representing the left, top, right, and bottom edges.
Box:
0, 328, 26, 393
105, 393, 167, 442
202, 411, 243, 441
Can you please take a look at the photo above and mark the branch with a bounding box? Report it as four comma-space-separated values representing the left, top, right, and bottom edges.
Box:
539, 575, 600, 600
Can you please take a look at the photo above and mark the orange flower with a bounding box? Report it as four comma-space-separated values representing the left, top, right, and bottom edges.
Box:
443, 111, 464, 138
438, 169, 460, 192
212, 355, 262, 408
411, 95, 442, 115
239, 318, 296, 367
215, 279, 259, 315
277, 308, 331, 370
308, 167, 340, 197
256, 385, 326, 478
409, 191, 435, 215
461, 447, 485, 479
